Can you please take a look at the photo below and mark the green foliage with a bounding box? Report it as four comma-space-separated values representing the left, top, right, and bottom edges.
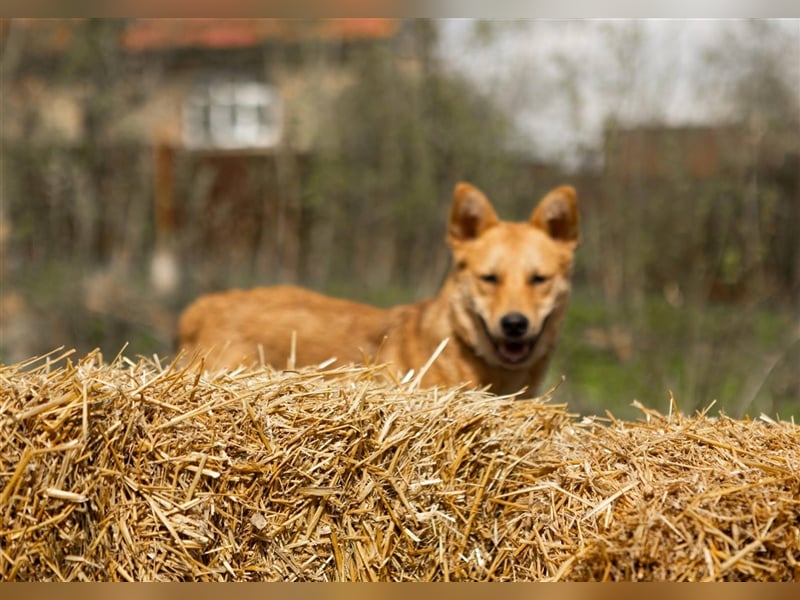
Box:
301, 37, 516, 292
550, 288, 798, 420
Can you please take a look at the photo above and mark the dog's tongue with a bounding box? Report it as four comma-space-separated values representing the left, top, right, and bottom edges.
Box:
498, 341, 531, 363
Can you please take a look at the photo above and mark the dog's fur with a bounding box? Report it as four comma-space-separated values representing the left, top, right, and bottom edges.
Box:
178, 182, 579, 395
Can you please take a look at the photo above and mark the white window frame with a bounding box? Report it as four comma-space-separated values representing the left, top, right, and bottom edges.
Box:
183, 78, 283, 150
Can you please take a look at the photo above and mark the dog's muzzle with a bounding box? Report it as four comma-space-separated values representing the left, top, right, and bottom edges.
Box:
478, 312, 550, 366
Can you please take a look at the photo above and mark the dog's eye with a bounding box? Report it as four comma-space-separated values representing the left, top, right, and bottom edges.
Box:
480, 274, 499, 284
529, 274, 549, 285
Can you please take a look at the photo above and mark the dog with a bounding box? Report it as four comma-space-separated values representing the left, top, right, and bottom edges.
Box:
178, 182, 579, 396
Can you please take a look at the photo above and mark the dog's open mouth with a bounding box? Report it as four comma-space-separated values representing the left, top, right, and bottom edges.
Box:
477, 315, 543, 365
495, 339, 535, 364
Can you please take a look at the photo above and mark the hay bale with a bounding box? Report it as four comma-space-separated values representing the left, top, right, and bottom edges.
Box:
1, 349, 798, 581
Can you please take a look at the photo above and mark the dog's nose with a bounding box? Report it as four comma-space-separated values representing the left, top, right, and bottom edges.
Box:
500, 312, 529, 338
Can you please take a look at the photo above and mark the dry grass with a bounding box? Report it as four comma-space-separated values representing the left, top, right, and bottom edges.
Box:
1, 348, 799, 581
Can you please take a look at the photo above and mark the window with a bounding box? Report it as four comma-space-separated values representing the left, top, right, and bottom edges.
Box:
183, 79, 282, 150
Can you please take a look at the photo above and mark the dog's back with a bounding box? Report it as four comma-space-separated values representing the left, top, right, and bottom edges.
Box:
178, 285, 389, 369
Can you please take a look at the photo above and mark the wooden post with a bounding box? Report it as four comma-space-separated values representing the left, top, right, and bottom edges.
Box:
150, 133, 180, 297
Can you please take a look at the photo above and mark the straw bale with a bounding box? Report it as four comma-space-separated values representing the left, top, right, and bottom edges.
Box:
1, 349, 798, 581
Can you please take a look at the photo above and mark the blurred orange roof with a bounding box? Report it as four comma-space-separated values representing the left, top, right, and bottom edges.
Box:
121, 19, 400, 50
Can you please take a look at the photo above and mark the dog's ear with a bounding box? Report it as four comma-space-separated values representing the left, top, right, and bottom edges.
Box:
530, 185, 579, 243
448, 182, 499, 245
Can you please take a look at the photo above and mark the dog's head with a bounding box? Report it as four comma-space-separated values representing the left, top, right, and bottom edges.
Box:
446, 182, 579, 370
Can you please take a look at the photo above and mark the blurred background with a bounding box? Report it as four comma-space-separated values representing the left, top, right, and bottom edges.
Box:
1, 18, 798, 419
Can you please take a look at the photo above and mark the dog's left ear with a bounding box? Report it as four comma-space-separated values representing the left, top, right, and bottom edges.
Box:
448, 182, 500, 245
530, 185, 579, 243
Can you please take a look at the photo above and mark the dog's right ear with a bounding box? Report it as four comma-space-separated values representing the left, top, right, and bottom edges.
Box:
448, 182, 499, 245
530, 185, 580, 244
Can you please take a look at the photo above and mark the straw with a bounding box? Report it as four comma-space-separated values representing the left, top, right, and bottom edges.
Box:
0, 349, 798, 581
